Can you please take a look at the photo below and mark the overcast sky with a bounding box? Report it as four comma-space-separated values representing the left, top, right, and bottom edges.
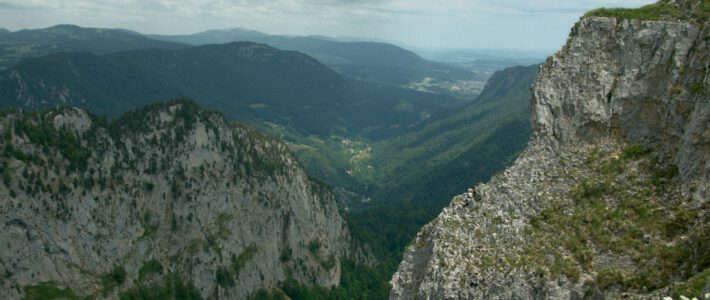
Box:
1, 0, 655, 51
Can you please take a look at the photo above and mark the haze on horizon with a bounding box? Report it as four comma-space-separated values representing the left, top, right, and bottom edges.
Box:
1, 0, 655, 52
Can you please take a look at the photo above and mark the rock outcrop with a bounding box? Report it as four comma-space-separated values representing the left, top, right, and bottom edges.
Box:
390, 1, 710, 299
533, 12, 710, 185
0, 100, 352, 299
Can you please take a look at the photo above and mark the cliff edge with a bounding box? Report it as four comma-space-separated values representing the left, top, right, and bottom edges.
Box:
390, 1, 710, 299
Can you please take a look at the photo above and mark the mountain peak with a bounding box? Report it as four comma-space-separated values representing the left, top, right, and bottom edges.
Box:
46, 24, 85, 32
49, 24, 81, 29
108, 98, 246, 139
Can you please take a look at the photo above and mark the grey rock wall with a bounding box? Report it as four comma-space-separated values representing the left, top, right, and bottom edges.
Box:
0, 102, 352, 299
533, 16, 710, 188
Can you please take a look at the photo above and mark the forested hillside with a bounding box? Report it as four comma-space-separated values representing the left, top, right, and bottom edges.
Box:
0, 42, 463, 139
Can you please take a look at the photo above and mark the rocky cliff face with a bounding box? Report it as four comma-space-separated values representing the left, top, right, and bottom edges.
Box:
0, 100, 351, 299
390, 1, 710, 299
533, 13, 710, 185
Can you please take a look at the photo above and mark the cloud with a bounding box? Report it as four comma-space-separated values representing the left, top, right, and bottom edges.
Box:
0, 0, 657, 50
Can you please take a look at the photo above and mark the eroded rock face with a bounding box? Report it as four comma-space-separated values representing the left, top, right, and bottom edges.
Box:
390, 143, 593, 299
533, 16, 710, 186
0, 101, 352, 299
390, 6, 710, 300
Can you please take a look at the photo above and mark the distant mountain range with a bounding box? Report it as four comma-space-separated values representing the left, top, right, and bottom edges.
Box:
0, 24, 187, 69
0, 25, 485, 99
417, 48, 548, 77
0, 41, 462, 137
150, 28, 485, 90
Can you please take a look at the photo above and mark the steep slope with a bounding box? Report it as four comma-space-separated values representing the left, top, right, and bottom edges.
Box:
0, 25, 187, 69
151, 29, 485, 98
369, 65, 538, 206
390, 1, 710, 299
0, 99, 352, 299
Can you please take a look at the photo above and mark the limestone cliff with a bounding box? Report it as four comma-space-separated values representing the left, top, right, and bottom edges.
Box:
0, 99, 351, 299
390, 1, 710, 299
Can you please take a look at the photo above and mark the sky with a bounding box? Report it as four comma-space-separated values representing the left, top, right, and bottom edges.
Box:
0, 0, 656, 52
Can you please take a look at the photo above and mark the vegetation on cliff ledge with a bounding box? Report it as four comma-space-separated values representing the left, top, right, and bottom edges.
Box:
523, 144, 709, 297
584, 0, 710, 22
